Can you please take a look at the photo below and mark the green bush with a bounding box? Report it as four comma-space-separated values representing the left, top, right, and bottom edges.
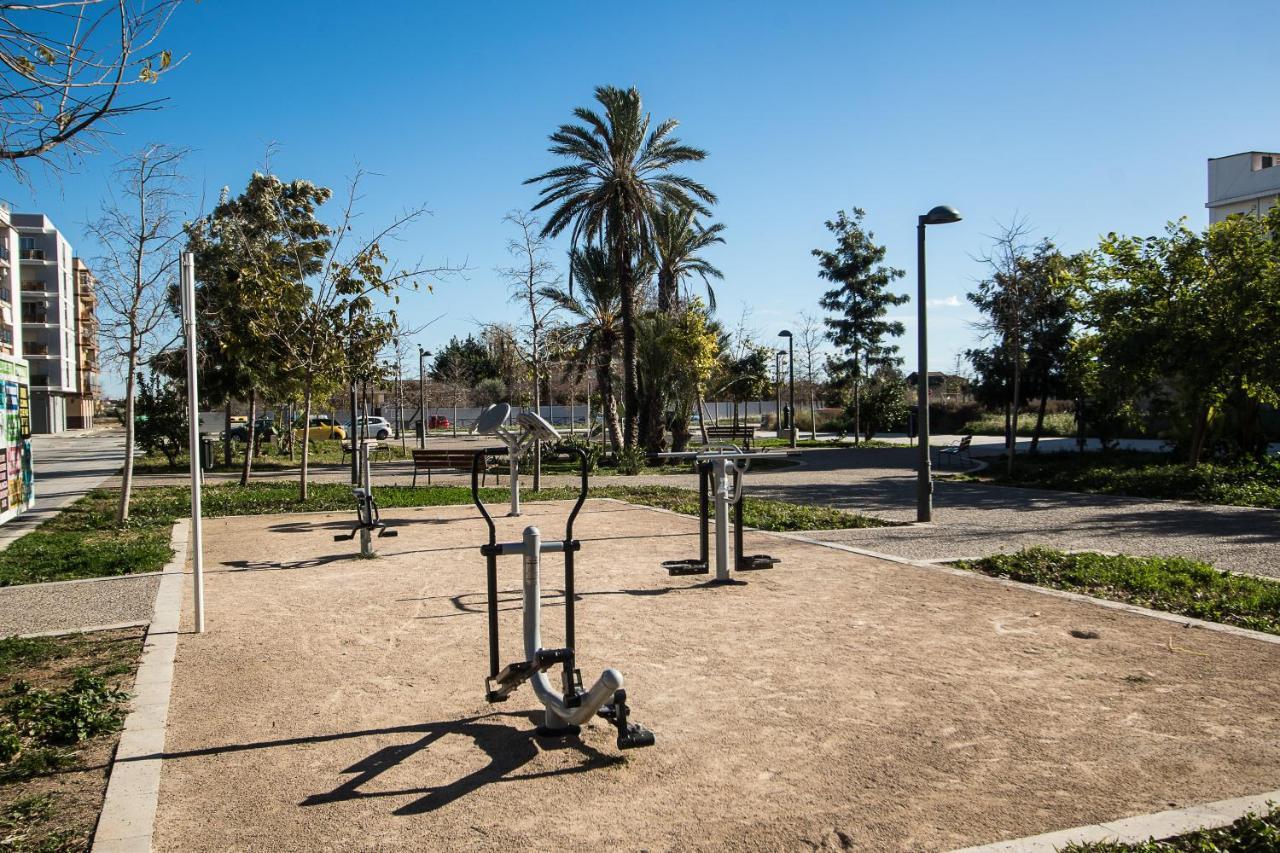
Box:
985, 451, 1280, 509
615, 446, 647, 476
956, 548, 1280, 635
4, 673, 129, 745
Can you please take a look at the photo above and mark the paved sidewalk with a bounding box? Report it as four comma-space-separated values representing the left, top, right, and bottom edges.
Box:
0, 428, 126, 549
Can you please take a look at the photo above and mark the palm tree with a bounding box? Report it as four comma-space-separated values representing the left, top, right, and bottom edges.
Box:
651, 203, 725, 312
540, 247, 624, 450
525, 85, 715, 449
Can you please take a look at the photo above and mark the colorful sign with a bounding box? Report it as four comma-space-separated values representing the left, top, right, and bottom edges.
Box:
0, 354, 33, 524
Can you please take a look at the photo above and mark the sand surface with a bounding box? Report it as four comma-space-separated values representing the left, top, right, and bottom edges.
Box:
154, 500, 1280, 851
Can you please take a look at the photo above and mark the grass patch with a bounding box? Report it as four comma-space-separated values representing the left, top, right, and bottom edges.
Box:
958, 450, 1280, 509
0, 628, 142, 852
130, 439, 415, 474
756, 437, 897, 449
961, 410, 1078, 437
2, 479, 888, 587
954, 548, 1280, 635
1062, 803, 1280, 851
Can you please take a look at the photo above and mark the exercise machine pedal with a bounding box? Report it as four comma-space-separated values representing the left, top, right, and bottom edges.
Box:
598, 689, 655, 750
535, 648, 574, 669
663, 559, 709, 576
485, 660, 534, 702
736, 554, 780, 571
378, 528, 398, 538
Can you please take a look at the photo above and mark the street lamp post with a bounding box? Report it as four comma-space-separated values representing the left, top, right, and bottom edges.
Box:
778, 330, 795, 448
417, 346, 430, 449
916, 205, 962, 523
774, 350, 784, 436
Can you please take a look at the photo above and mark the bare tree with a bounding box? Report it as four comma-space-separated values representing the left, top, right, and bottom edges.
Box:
87, 143, 186, 521
970, 217, 1034, 474
381, 316, 437, 451
796, 312, 825, 439
498, 210, 558, 488
0, 0, 185, 175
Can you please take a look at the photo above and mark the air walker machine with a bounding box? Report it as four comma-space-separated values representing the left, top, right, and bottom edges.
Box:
334, 440, 397, 554
469, 406, 654, 750
472, 402, 535, 517
657, 446, 797, 582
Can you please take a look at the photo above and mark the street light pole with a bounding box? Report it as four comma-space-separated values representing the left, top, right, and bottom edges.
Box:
774, 350, 783, 436
779, 330, 795, 448
418, 346, 428, 449
915, 205, 962, 523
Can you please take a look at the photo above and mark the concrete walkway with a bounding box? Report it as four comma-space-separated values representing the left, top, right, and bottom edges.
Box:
0, 428, 127, 548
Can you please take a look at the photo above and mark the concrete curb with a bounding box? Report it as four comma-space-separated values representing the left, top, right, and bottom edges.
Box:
92, 519, 187, 853
949, 788, 1280, 852
15, 620, 149, 640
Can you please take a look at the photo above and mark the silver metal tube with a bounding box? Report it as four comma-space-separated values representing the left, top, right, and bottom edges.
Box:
521, 526, 622, 728
713, 460, 731, 581
180, 253, 205, 633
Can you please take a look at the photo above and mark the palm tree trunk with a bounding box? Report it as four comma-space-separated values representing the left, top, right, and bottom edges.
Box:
597, 361, 623, 452
616, 241, 638, 450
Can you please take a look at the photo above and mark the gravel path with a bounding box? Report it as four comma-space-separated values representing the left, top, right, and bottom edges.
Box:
0, 574, 161, 637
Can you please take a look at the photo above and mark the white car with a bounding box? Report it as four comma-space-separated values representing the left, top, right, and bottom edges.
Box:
344, 416, 396, 440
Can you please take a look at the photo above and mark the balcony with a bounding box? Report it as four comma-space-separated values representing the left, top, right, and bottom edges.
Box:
0, 245, 9, 262
22, 280, 50, 293
29, 374, 49, 387
21, 312, 49, 325
23, 342, 49, 356
19, 248, 46, 261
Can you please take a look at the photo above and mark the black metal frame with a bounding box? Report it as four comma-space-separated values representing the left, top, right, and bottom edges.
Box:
333, 486, 398, 542
471, 444, 589, 681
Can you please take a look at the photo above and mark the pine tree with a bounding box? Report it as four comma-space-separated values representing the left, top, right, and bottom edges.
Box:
814, 209, 908, 443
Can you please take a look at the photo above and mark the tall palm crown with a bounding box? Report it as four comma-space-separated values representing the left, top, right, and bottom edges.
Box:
651, 203, 725, 312
525, 85, 715, 448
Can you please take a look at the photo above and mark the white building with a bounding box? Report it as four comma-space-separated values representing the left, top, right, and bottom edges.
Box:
14, 213, 78, 434
1206, 151, 1280, 223
0, 206, 20, 360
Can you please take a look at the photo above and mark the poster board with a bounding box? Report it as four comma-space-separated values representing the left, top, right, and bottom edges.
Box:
0, 355, 33, 525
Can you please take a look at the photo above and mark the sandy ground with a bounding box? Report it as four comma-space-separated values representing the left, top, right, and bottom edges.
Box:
154, 500, 1280, 852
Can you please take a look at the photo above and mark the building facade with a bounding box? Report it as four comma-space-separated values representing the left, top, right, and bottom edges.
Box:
14, 213, 79, 434
1207, 151, 1280, 223
68, 258, 100, 428
0, 206, 19, 360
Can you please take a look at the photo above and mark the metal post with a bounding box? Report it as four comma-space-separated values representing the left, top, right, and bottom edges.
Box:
916, 219, 932, 523
418, 347, 426, 449
180, 253, 205, 633
787, 336, 796, 448
359, 441, 372, 557
712, 458, 731, 582
774, 351, 783, 436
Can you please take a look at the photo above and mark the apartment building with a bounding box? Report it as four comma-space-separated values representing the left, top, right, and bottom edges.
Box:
0, 206, 19, 358
14, 213, 78, 433
68, 258, 100, 428
1207, 151, 1280, 223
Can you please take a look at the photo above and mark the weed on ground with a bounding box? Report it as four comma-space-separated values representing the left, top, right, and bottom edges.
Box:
955, 548, 1280, 636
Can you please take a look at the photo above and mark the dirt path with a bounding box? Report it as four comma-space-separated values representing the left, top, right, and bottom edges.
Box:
153, 501, 1280, 851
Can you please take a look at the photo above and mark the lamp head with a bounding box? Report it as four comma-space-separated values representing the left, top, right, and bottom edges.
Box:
778, 329, 793, 338
921, 205, 962, 225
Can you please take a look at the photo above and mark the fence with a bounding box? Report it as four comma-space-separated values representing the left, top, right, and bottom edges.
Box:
373, 400, 781, 436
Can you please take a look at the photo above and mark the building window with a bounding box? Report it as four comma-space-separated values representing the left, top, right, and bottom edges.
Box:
1263, 156, 1275, 169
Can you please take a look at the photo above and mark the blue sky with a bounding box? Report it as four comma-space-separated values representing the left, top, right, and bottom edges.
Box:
4, 1, 1278, 394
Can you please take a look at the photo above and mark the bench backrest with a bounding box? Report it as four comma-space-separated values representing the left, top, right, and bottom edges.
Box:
705, 425, 755, 436
412, 449, 480, 468
958, 435, 972, 449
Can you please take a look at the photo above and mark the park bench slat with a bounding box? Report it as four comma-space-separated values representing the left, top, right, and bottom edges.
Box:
412, 449, 501, 486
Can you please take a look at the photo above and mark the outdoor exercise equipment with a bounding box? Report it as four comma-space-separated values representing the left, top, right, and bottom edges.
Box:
334, 440, 397, 554
656, 446, 797, 583
470, 412, 654, 750
472, 402, 547, 517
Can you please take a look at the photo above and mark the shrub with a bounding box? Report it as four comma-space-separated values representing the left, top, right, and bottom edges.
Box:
4, 673, 129, 745
615, 446, 647, 476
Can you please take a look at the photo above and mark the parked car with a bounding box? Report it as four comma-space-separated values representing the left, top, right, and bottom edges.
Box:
427, 415, 451, 429
292, 417, 346, 442
229, 417, 277, 443
343, 416, 396, 440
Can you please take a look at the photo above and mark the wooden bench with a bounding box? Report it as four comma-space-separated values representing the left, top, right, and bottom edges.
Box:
412, 449, 502, 486
933, 435, 973, 468
341, 440, 392, 464
703, 424, 756, 450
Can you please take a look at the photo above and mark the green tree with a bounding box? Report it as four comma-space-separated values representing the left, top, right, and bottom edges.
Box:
430, 335, 498, 386
134, 372, 186, 468
815, 209, 907, 444
526, 85, 716, 450
857, 367, 909, 441
1084, 211, 1280, 463
651, 203, 725, 312
634, 301, 719, 452
540, 246, 624, 450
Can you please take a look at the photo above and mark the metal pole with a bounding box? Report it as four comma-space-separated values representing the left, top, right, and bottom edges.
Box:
774, 352, 782, 436
788, 336, 796, 448
180, 253, 205, 633
418, 348, 426, 449
916, 219, 932, 523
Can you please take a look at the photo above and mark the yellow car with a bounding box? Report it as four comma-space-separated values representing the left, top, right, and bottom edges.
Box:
292, 417, 347, 442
